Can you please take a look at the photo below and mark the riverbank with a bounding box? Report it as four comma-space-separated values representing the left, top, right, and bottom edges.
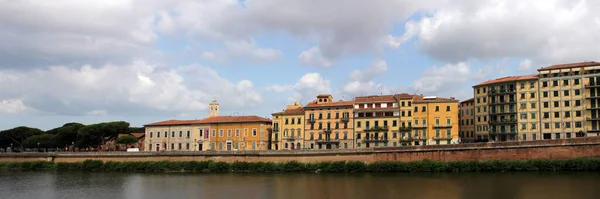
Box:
1, 158, 600, 173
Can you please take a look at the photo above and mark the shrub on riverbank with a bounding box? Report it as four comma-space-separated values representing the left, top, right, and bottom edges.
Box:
1, 158, 600, 173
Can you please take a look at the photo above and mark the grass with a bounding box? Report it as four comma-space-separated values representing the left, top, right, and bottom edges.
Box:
1, 158, 599, 173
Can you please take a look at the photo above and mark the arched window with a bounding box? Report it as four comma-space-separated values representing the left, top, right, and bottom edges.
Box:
187, 131, 190, 138
179, 131, 182, 137
335, 132, 339, 139
285, 143, 288, 149
290, 129, 295, 137
164, 131, 167, 137
344, 132, 348, 139
297, 143, 301, 149
310, 133, 314, 140
284, 129, 288, 137
318, 133, 322, 140
172, 131, 175, 137
150, 132, 153, 138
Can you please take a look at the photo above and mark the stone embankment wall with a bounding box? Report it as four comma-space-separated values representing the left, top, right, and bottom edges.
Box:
1, 137, 599, 163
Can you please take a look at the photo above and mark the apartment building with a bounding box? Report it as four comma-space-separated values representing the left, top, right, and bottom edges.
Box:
353, 95, 400, 148
395, 93, 415, 145
271, 102, 305, 150
537, 62, 600, 139
459, 98, 475, 143
304, 94, 354, 150
411, 96, 460, 145
144, 120, 211, 152
473, 75, 539, 142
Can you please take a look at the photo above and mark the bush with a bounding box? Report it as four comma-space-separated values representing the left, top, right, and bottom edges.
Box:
208, 161, 230, 172
346, 161, 367, 172
82, 160, 104, 171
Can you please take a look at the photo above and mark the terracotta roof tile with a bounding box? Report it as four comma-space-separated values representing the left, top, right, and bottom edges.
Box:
460, 98, 475, 104
282, 107, 305, 115
393, 93, 413, 99
354, 95, 396, 103
474, 74, 538, 87
130, 133, 145, 138
305, 100, 354, 108
317, 94, 332, 97
145, 116, 271, 126
538, 61, 600, 71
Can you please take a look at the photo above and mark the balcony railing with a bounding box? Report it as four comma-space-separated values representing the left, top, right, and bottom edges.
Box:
364, 126, 389, 132
399, 137, 413, 142
399, 126, 413, 132
489, 119, 518, 125
585, 83, 600, 88
273, 127, 279, 132
363, 137, 389, 143
433, 124, 453, 128
585, 94, 600, 99
412, 124, 428, 129
323, 129, 332, 133
316, 139, 339, 144
308, 118, 316, 123
586, 117, 600, 121
341, 116, 350, 122
284, 136, 301, 141
489, 131, 518, 135
585, 105, 600, 110
432, 136, 453, 140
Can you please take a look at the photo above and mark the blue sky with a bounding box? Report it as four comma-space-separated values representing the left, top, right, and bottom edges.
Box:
0, 0, 598, 130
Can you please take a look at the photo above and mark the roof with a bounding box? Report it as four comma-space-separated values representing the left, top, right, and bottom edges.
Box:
538, 61, 600, 71
145, 115, 272, 126
305, 100, 354, 108
130, 133, 145, 139
394, 93, 413, 99
354, 95, 396, 103
412, 95, 459, 103
473, 74, 538, 87
460, 98, 475, 104
273, 107, 305, 116
317, 94, 332, 97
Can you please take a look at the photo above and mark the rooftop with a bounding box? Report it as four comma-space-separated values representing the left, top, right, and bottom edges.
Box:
460, 98, 475, 104
305, 100, 354, 108
474, 74, 538, 87
145, 115, 272, 127
412, 95, 459, 103
394, 93, 413, 99
272, 107, 305, 116
538, 61, 600, 71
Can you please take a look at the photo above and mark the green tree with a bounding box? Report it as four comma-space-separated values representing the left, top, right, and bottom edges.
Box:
117, 135, 139, 149
127, 127, 145, 134
76, 121, 129, 149
50, 123, 84, 148
0, 126, 44, 151
23, 134, 54, 151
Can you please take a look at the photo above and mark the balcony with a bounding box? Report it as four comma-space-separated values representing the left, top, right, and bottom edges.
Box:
341, 116, 350, 122
585, 105, 600, 110
323, 129, 332, 133
433, 124, 453, 128
316, 139, 339, 144
363, 137, 389, 143
585, 83, 600, 88
489, 110, 517, 115
432, 136, 453, 140
272, 137, 279, 142
488, 119, 518, 125
412, 124, 428, 129
585, 94, 600, 99
489, 131, 518, 135
586, 117, 600, 121
273, 127, 279, 132
364, 126, 389, 132
399, 137, 413, 142
398, 126, 413, 132
489, 89, 516, 96
284, 136, 301, 141
412, 136, 427, 141
308, 118, 316, 123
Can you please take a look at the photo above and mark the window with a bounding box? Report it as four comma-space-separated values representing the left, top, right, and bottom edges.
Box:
357, 121, 361, 128
252, 129, 257, 136
336, 112, 340, 119
520, 82, 525, 89
164, 132, 167, 137
327, 113, 331, 119
542, 81, 548, 87
219, 129, 224, 137
298, 117, 302, 124
544, 102, 549, 108
178, 143, 182, 150
422, 106, 426, 112
531, 103, 536, 109
150, 132, 153, 138
212, 130, 216, 137
187, 131, 190, 138
574, 79, 580, 85
531, 113, 536, 119
565, 101, 570, 107
554, 101, 559, 108
408, 111, 412, 116
408, 101, 412, 106
543, 92, 548, 98
171, 143, 175, 150
520, 113, 527, 119
575, 89, 581, 95
522, 134, 526, 141
575, 122, 582, 128
401, 101, 405, 106
575, 100, 581, 106
446, 106, 450, 111
227, 129, 232, 137
554, 112, 560, 118
530, 82, 535, 88
520, 93, 525, 99
544, 112, 549, 119
565, 122, 571, 128
532, 123, 537, 129
553, 80, 558, 87
555, 122, 560, 128
544, 123, 550, 129
530, 92, 535, 98
291, 118, 295, 125
236, 129, 240, 137
172, 131, 175, 137
564, 90, 569, 96
199, 129, 203, 137
553, 91, 559, 97
521, 123, 526, 130
576, 111, 582, 117
435, 106, 440, 112
285, 118, 289, 125
393, 120, 397, 127
564, 79, 569, 86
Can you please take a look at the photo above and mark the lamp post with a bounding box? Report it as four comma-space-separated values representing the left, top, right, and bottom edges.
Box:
10, 143, 13, 152
37, 142, 40, 152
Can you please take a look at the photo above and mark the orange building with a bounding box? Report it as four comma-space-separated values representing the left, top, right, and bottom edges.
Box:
205, 116, 272, 151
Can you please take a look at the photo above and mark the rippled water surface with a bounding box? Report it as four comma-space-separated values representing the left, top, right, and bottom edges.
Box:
1, 171, 600, 199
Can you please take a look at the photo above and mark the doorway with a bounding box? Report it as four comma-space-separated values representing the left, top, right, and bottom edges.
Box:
198, 143, 203, 151
226, 141, 232, 151
291, 143, 295, 150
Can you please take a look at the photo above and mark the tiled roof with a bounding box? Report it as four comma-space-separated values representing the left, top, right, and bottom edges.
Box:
538, 61, 600, 71
130, 133, 145, 138
145, 116, 271, 126
317, 94, 332, 97
305, 100, 354, 108
273, 107, 305, 116
473, 74, 538, 87
354, 95, 396, 103
393, 93, 413, 99
460, 98, 475, 104
412, 95, 459, 103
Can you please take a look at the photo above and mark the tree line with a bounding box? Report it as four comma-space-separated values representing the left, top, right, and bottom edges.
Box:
0, 121, 144, 151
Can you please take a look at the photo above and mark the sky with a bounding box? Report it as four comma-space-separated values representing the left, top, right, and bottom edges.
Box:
0, 0, 599, 130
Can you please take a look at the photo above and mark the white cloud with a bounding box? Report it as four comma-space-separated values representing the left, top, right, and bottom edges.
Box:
201, 52, 217, 60
412, 62, 471, 98
342, 60, 388, 96
0, 99, 38, 114
224, 39, 283, 62
518, 59, 533, 71
0, 60, 262, 116
391, 0, 600, 64
86, 110, 107, 116
298, 46, 333, 68
266, 73, 331, 103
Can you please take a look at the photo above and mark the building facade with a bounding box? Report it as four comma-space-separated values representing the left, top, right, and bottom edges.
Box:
271, 102, 305, 150
459, 98, 475, 143
304, 94, 354, 150
411, 96, 460, 145
144, 121, 211, 152
538, 62, 600, 139
353, 95, 400, 148
207, 116, 272, 151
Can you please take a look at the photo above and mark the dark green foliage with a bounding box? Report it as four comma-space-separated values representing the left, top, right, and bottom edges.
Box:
2, 158, 600, 173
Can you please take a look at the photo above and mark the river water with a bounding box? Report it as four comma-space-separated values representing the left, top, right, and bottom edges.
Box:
1, 171, 599, 199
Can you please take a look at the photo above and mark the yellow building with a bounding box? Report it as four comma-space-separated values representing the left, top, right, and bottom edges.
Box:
537, 61, 600, 139
473, 75, 539, 142
353, 95, 400, 148
459, 98, 475, 143
271, 102, 305, 150
207, 116, 272, 151
411, 95, 460, 145
304, 94, 354, 150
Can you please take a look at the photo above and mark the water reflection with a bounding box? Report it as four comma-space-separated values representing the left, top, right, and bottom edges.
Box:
0, 172, 599, 199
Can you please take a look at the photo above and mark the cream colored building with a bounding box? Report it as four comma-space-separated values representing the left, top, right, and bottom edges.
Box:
144, 122, 211, 152
271, 102, 305, 150
304, 94, 354, 150
353, 95, 400, 148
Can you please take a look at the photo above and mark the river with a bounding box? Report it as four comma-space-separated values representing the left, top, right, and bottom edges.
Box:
1, 171, 599, 199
